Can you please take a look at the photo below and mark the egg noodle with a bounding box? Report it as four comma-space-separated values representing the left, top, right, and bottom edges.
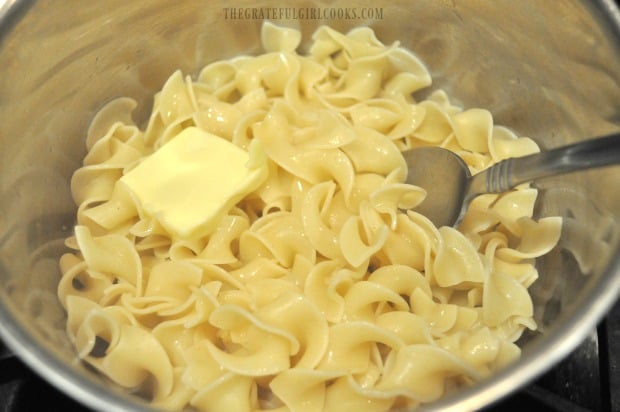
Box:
58, 22, 562, 411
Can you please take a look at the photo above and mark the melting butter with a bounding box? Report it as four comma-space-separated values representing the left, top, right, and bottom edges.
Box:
121, 127, 268, 238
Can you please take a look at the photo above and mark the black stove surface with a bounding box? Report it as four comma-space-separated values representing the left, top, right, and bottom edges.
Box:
1, 299, 618, 412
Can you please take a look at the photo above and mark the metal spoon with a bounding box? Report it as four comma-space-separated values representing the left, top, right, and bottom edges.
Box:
402, 133, 620, 227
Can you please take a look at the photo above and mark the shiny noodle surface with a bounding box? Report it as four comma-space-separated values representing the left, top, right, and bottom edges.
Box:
58, 22, 562, 411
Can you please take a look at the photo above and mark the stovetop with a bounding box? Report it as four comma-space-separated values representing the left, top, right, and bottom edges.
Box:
1, 299, 618, 412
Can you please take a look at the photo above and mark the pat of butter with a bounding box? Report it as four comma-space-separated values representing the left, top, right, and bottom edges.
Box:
120, 127, 267, 238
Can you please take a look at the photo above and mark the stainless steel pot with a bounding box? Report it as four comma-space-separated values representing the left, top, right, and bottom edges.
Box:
0, 1, 619, 411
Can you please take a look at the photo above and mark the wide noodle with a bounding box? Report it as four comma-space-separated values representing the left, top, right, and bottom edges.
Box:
58, 22, 562, 411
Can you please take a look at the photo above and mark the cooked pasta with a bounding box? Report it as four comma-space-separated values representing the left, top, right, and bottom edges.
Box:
58, 22, 562, 411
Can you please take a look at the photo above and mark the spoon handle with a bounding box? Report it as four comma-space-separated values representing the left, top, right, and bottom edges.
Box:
478, 133, 620, 194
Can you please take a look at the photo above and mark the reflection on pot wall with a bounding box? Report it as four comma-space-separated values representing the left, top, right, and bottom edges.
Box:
0, 0, 619, 410
0, 166, 74, 350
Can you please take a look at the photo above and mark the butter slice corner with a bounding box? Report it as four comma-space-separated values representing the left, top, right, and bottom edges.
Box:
120, 127, 267, 238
